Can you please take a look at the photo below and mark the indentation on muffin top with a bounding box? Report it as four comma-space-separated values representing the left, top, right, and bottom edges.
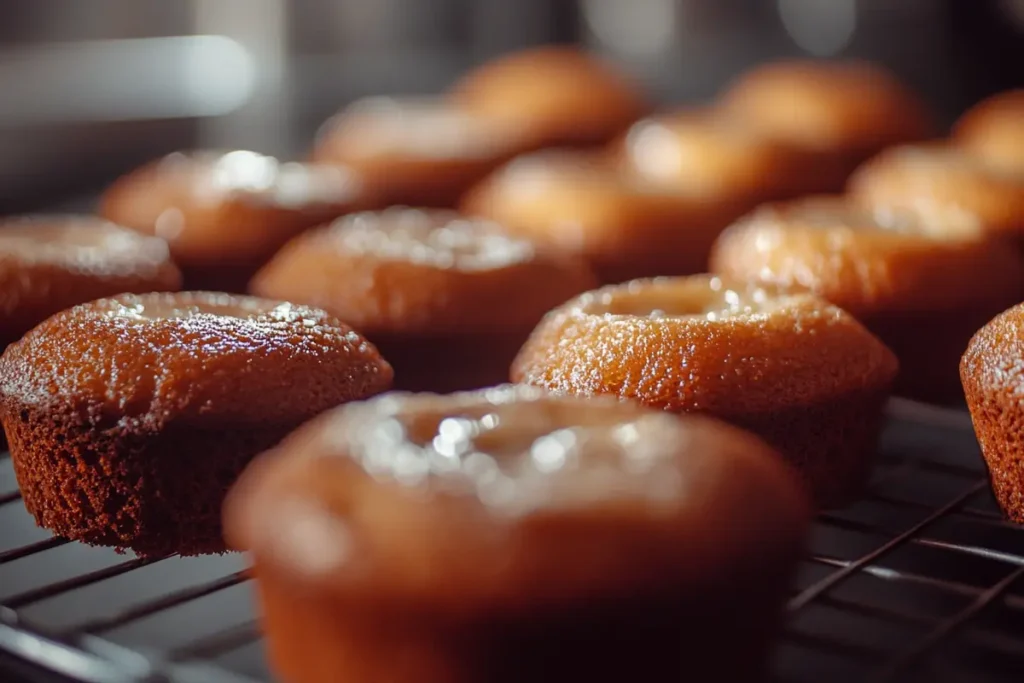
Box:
581, 276, 788, 321
322, 385, 691, 514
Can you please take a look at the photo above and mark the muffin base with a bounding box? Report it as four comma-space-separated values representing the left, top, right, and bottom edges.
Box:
371, 331, 530, 394
725, 387, 888, 509
252, 558, 791, 683
963, 381, 1024, 523
4, 406, 294, 557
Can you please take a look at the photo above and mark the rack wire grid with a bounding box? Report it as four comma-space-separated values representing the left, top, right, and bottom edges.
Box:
1, 397, 1022, 683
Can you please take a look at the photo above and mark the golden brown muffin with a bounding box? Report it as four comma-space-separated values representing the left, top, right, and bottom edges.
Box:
848, 143, 1024, 239
0, 292, 393, 556
710, 195, 1022, 401
311, 97, 532, 208
224, 385, 811, 683
99, 150, 375, 292
718, 60, 934, 191
962, 304, 1024, 522
462, 151, 739, 283
512, 275, 898, 507
450, 46, 647, 149
954, 89, 1024, 174
616, 108, 821, 201
0, 215, 181, 349
251, 208, 596, 392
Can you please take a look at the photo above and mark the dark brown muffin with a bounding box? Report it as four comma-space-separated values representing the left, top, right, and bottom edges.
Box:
962, 303, 1024, 522
512, 275, 898, 507
450, 45, 648, 149
99, 150, 376, 292
0, 292, 393, 556
710, 195, 1023, 401
311, 97, 531, 208
954, 89, 1024, 175
718, 60, 934, 192
0, 215, 181, 349
461, 151, 738, 283
251, 208, 596, 392
224, 385, 811, 683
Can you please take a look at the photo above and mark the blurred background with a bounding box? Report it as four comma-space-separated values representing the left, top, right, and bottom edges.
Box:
0, 0, 1021, 214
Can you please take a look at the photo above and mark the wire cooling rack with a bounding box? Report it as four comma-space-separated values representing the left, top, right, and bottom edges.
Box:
0, 398, 1021, 683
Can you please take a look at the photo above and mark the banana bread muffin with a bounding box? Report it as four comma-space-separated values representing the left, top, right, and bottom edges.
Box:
512, 275, 898, 506
0, 292, 393, 556
100, 150, 374, 291
251, 208, 596, 392
224, 385, 810, 683
450, 45, 647, 149
0, 215, 181, 349
711, 195, 1022, 400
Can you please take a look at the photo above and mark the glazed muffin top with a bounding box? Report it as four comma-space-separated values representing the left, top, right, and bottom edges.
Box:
250, 207, 597, 335
847, 143, 1024, 238
0, 292, 393, 430
313, 96, 528, 164
718, 60, 933, 156
450, 46, 648, 148
954, 89, 1024, 174
461, 150, 773, 282
224, 384, 810, 618
0, 216, 182, 342
512, 275, 898, 415
99, 150, 371, 264
617, 108, 813, 200
0, 215, 179, 284
710, 195, 1023, 316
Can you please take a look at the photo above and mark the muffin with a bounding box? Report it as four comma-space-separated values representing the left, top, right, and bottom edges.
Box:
718, 60, 933, 191
954, 89, 1024, 174
250, 208, 596, 392
616, 107, 821, 205
0, 292, 393, 556
848, 143, 1024, 239
462, 151, 737, 283
512, 275, 898, 507
99, 150, 374, 292
224, 385, 811, 683
312, 97, 531, 208
450, 45, 647, 149
963, 304, 1024, 522
0, 215, 181, 349
710, 195, 1022, 401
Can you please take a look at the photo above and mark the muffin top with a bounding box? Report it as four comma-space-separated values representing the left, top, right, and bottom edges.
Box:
0, 215, 178, 281
512, 275, 898, 415
250, 208, 596, 335
954, 89, 1024, 174
0, 216, 182, 343
847, 143, 1024, 238
961, 302, 1024, 388
314, 96, 526, 163
100, 150, 370, 263
711, 195, 1022, 315
450, 46, 647, 148
618, 109, 812, 199
0, 292, 393, 430
718, 60, 932, 155
224, 384, 809, 617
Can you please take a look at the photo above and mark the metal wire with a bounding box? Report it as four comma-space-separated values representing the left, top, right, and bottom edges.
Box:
0, 399, 1021, 683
